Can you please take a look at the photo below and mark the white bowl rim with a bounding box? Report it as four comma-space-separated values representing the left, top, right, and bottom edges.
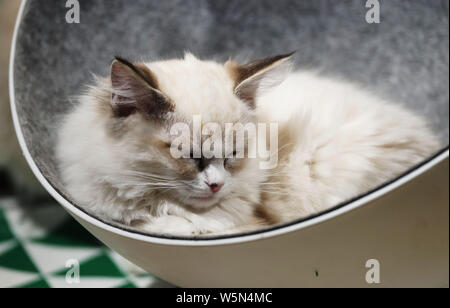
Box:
9, 0, 450, 247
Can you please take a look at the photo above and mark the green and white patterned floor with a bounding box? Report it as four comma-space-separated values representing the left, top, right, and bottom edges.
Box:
0, 198, 168, 288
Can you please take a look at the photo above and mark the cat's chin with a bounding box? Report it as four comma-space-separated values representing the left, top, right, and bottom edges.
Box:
190, 195, 215, 202
181, 194, 222, 210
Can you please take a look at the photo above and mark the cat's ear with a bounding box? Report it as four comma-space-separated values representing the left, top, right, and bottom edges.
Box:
226, 52, 294, 108
110, 57, 174, 119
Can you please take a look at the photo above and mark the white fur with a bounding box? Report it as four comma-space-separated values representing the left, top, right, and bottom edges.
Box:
257, 71, 440, 221
56, 54, 439, 236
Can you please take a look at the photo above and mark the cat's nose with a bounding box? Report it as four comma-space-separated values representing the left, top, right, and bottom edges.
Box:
206, 182, 224, 193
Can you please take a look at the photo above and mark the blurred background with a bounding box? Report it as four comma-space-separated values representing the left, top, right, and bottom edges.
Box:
0, 0, 165, 288
0, 0, 24, 194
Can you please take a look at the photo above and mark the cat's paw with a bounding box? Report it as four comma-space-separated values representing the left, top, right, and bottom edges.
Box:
139, 216, 199, 236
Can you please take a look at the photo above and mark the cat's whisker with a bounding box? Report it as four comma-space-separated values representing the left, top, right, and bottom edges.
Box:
260, 182, 284, 185
115, 182, 186, 191
272, 142, 296, 155
123, 174, 176, 182
120, 170, 177, 179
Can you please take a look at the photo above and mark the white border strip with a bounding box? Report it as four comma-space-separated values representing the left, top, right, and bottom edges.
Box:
9, 0, 450, 247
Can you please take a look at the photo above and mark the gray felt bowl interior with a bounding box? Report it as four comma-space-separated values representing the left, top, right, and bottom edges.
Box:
12, 0, 449, 234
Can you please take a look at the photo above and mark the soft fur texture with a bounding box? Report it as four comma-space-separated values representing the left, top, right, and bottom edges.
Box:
14, 1, 448, 220
56, 53, 439, 236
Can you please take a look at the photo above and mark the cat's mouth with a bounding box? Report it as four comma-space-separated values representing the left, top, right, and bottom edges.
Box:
177, 185, 226, 208
182, 193, 222, 209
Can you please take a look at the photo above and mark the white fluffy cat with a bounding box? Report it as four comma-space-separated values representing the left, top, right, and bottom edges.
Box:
56, 52, 439, 236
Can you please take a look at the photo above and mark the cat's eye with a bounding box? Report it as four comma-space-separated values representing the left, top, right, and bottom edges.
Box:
224, 151, 238, 167
226, 151, 237, 158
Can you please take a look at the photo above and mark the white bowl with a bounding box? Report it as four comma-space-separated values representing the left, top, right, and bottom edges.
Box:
10, 0, 449, 287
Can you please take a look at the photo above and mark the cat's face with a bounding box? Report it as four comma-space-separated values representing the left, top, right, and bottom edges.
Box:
106, 53, 291, 210
139, 124, 258, 210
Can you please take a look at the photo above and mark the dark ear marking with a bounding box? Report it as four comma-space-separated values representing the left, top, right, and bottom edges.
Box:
110, 57, 174, 119
113, 56, 160, 90
233, 52, 295, 86
226, 52, 295, 108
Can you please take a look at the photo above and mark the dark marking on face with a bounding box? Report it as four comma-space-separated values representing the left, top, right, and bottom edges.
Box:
224, 156, 246, 173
